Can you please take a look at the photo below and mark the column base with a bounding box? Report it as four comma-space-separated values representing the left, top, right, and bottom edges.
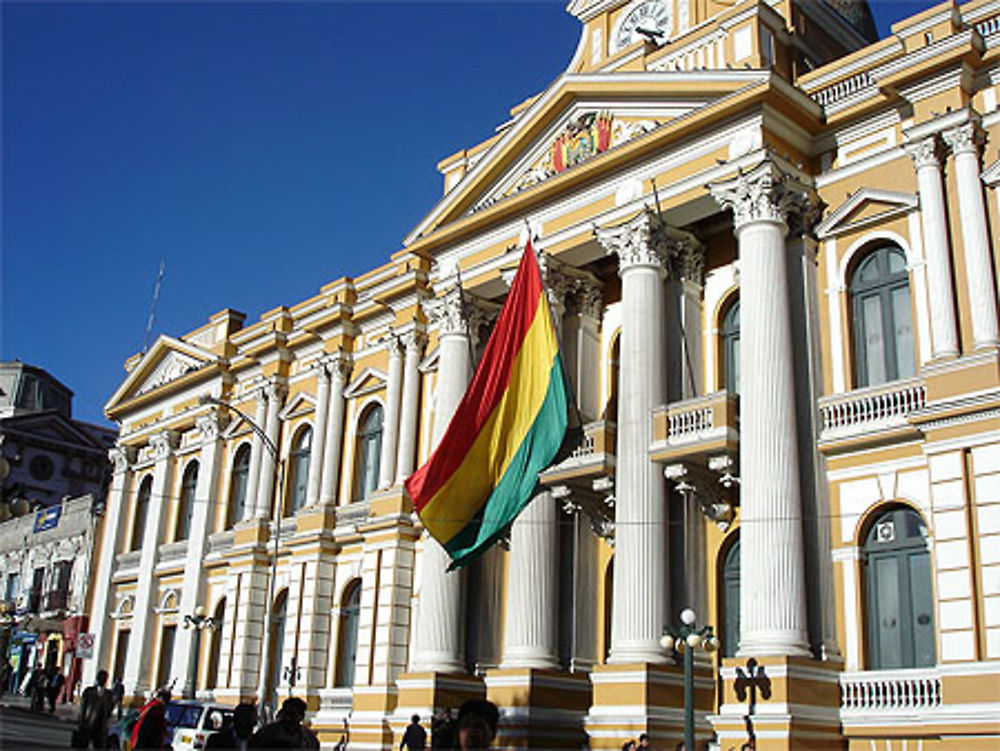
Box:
585, 661, 713, 750
711, 655, 842, 751
485, 667, 591, 749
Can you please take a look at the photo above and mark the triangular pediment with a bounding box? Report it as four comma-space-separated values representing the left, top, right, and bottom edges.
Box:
405, 71, 753, 245
343, 367, 388, 400
279, 390, 317, 420
105, 335, 221, 411
815, 188, 918, 239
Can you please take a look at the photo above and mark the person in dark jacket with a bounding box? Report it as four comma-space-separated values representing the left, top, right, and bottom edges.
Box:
131, 688, 171, 750
249, 697, 318, 750
401, 714, 426, 751
456, 700, 498, 751
206, 702, 257, 750
76, 670, 113, 749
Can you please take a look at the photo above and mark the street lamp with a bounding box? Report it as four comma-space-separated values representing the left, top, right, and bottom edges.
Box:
181, 605, 216, 700
660, 608, 719, 751
198, 394, 284, 722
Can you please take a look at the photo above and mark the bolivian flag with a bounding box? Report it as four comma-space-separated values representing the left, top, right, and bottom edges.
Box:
405, 242, 569, 569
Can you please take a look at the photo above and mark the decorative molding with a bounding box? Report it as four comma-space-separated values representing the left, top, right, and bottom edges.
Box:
149, 430, 179, 462
904, 136, 942, 170
595, 208, 704, 281
815, 188, 919, 239
109, 445, 137, 475
195, 409, 225, 443
942, 120, 985, 157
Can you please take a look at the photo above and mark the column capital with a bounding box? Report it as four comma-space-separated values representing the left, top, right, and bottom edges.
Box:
149, 430, 179, 461
425, 285, 495, 340
109, 445, 137, 475
195, 409, 226, 444
905, 136, 943, 169
942, 120, 985, 158
595, 209, 670, 277
328, 350, 353, 382
574, 280, 605, 320
710, 158, 819, 234
402, 329, 428, 356
263, 379, 287, 403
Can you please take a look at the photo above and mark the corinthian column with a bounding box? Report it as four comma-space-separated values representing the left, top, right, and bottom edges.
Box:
84, 445, 135, 686
125, 429, 179, 695
943, 120, 1000, 349
175, 410, 225, 694
595, 210, 672, 664
395, 331, 426, 483
320, 352, 352, 505
411, 286, 481, 673
710, 158, 812, 656
906, 137, 960, 358
379, 334, 405, 489
244, 390, 267, 522
305, 360, 332, 507
501, 253, 569, 669
256, 381, 285, 519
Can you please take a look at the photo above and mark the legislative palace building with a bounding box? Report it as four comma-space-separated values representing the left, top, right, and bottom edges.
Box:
86, 1, 1000, 748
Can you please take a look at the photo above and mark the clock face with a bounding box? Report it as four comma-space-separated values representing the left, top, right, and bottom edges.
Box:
613, 0, 672, 53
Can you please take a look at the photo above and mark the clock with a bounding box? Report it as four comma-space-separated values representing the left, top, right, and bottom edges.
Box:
613, 0, 672, 53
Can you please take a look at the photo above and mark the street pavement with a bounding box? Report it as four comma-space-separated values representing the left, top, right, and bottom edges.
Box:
0, 694, 77, 750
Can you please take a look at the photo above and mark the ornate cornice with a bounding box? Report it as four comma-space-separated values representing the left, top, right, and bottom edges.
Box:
709, 158, 820, 235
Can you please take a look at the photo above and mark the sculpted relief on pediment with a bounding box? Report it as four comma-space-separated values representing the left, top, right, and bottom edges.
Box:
135, 351, 205, 396
471, 111, 660, 214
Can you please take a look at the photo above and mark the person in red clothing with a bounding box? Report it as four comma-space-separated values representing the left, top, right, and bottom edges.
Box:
131, 688, 171, 750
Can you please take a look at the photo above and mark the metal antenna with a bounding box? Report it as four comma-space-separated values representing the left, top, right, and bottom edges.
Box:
650, 178, 698, 398
143, 261, 165, 354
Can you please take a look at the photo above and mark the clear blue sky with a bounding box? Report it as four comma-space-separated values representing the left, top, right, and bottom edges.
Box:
2, 1, 940, 427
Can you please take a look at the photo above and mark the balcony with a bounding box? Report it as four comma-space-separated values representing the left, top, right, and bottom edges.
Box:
650, 391, 739, 465
841, 668, 941, 726
818, 378, 925, 453
539, 420, 615, 487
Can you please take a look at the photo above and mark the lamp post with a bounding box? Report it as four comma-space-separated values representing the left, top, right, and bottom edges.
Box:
660, 608, 718, 751
181, 605, 216, 700
198, 394, 284, 721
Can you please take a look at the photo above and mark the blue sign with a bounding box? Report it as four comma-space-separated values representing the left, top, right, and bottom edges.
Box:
32, 505, 61, 533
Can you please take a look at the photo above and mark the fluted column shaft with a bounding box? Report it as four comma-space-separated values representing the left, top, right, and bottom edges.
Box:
395, 332, 425, 482
711, 160, 811, 656
412, 290, 474, 673
244, 392, 267, 522
944, 122, 1000, 349
908, 138, 960, 358
502, 265, 566, 669
597, 211, 670, 664
256, 382, 284, 519
175, 412, 224, 694
305, 362, 331, 506
84, 446, 134, 687
379, 336, 405, 489
125, 430, 178, 694
320, 354, 351, 505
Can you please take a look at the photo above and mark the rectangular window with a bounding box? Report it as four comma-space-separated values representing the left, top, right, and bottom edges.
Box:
156, 625, 177, 691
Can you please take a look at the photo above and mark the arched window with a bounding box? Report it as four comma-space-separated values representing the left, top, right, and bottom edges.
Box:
850, 245, 915, 387
335, 580, 362, 687
354, 405, 383, 500
175, 461, 198, 542
721, 299, 740, 394
864, 506, 935, 669
287, 427, 312, 515
130, 476, 152, 551
721, 538, 741, 658
227, 444, 251, 528
205, 598, 225, 691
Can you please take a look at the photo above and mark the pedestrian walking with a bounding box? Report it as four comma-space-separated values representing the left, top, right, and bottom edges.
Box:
47, 666, 64, 712
401, 714, 427, 751
110, 676, 124, 719
73, 669, 113, 750
249, 696, 319, 749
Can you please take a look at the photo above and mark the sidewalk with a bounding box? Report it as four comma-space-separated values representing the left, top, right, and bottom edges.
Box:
0, 691, 79, 723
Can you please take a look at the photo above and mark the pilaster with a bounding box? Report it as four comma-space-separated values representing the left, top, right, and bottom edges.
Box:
320, 352, 352, 506
379, 334, 406, 490
306, 359, 332, 506
395, 330, 426, 483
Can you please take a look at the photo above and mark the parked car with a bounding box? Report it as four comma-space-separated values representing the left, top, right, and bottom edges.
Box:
106, 700, 233, 751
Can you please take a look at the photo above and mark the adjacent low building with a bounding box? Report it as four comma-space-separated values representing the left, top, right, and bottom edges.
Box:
87, 1, 1000, 749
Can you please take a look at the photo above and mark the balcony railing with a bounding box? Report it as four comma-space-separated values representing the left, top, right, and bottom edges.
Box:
841, 668, 942, 714
650, 391, 739, 464
819, 378, 925, 448
539, 420, 615, 485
